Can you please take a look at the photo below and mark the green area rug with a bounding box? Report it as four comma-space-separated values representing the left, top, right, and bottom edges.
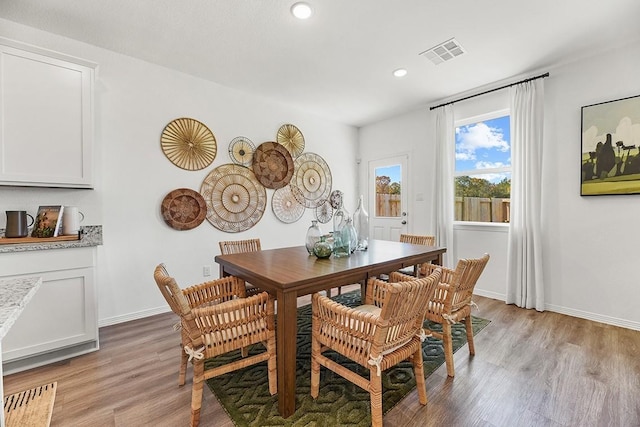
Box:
205, 291, 490, 426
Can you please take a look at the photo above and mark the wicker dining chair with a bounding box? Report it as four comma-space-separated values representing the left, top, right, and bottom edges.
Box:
154, 264, 277, 427
392, 253, 490, 377
310, 268, 442, 427
218, 238, 262, 296
398, 234, 436, 276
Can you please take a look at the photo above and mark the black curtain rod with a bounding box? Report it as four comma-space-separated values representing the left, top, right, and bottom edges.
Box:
429, 72, 550, 111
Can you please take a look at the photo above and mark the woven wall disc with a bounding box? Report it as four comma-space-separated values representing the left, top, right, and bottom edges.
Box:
252, 141, 294, 189
314, 199, 334, 224
161, 188, 207, 230
277, 124, 305, 157
228, 136, 256, 166
200, 164, 267, 233
272, 185, 305, 224
290, 152, 332, 208
161, 118, 217, 170
329, 189, 344, 209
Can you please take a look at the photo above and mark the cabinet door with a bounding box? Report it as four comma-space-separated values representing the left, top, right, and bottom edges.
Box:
0, 40, 95, 188
1, 266, 98, 362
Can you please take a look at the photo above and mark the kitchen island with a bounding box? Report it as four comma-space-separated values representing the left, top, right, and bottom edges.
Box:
0, 276, 42, 426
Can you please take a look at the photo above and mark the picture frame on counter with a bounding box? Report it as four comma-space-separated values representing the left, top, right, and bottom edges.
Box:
31, 205, 64, 238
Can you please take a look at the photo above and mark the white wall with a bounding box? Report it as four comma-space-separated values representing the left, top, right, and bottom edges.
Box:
360, 41, 640, 330
0, 19, 358, 326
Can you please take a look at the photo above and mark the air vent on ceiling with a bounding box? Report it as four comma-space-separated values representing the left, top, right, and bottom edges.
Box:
420, 38, 465, 65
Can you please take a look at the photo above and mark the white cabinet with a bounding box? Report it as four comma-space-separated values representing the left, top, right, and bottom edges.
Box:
0, 37, 95, 188
0, 247, 98, 374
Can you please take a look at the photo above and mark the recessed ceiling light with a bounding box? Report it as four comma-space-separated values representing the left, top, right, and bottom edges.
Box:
393, 68, 408, 78
291, 2, 312, 19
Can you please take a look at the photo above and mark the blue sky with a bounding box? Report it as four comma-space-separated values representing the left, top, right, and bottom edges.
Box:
455, 115, 511, 175
376, 165, 401, 184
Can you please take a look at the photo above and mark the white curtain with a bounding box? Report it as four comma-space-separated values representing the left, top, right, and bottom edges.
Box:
435, 105, 455, 269
506, 79, 545, 310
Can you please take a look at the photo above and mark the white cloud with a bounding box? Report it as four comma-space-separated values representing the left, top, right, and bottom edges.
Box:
475, 161, 506, 169
456, 122, 509, 157
455, 152, 475, 161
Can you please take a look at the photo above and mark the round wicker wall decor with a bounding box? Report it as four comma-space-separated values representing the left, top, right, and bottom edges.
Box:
160, 118, 217, 170
272, 185, 305, 224
290, 152, 332, 208
314, 199, 334, 224
161, 188, 207, 230
200, 164, 266, 233
252, 141, 294, 189
228, 136, 256, 166
277, 124, 305, 158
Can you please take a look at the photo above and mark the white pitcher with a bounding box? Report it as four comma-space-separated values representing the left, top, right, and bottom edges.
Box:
62, 206, 85, 235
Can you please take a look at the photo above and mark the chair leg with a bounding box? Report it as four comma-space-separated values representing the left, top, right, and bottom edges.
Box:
267, 333, 278, 395
369, 369, 383, 427
442, 322, 455, 377
310, 335, 321, 398
412, 349, 428, 405
465, 316, 475, 355
190, 359, 205, 427
179, 344, 188, 386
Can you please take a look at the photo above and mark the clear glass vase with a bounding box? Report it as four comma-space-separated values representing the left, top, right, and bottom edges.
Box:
353, 195, 369, 250
332, 202, 351, 257
345, 217, 358, 254
305, 220, 323, 255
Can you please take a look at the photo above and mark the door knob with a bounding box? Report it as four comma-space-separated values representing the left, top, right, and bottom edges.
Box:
401, 220, 407, 225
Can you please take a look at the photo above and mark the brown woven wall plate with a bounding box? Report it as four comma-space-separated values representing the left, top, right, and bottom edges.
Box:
161, 188, 207, 230
161, 117, 217, 170
252, 141, 294, 189
277, 124, 305, 157
290, 152, 332, 208
200, 164, 267, 233
272, 185, 305, 224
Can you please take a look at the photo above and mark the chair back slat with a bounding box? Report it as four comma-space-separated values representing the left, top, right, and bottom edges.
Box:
449, 253, 490, 312
219, 238, 261, 254
399, 234, 436, 246
154, 264, 191, 316
373, 268, 441, 355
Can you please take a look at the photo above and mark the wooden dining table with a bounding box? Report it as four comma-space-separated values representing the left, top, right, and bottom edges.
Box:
214, 239, 446, 418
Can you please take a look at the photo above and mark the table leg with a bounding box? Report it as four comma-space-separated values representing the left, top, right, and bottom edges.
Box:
276, 291, 298, 417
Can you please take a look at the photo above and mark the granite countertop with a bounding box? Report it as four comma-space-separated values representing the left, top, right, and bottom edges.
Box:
0, 225, 103, 253
0, 276, 42, 340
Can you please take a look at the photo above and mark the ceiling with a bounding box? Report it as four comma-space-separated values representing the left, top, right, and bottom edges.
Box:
1, 0, 639, 127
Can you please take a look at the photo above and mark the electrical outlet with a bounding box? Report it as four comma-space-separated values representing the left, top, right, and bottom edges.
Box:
203, 265, 211, 276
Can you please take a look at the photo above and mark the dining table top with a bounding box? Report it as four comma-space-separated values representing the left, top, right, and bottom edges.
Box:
215, 239, 446, 295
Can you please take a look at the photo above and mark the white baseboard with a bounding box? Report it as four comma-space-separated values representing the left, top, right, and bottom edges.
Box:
544, 303, 640, 331
473, 289, 506, 301
473, 289, 640, 332
98, 306, 171, 328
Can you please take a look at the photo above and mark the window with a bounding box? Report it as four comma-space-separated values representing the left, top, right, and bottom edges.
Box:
454, 111, 511, 223
374, 164, 402, 217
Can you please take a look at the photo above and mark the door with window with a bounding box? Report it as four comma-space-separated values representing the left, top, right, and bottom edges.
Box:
368, 155, 408, 241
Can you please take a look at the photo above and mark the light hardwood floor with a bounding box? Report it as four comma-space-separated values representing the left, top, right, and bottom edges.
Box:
4, 288, 640, 426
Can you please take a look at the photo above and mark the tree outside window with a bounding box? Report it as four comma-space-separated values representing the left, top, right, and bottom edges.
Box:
455, 113, 511, 223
